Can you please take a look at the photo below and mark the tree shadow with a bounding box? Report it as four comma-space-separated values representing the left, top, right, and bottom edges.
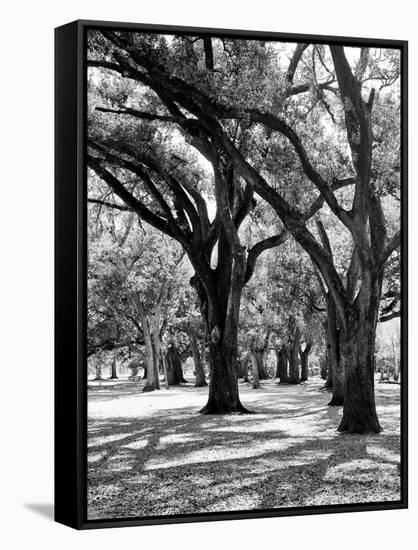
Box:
87, 383, 401, 520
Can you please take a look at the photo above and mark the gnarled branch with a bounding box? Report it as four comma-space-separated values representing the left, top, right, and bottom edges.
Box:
245, 231, 288, 283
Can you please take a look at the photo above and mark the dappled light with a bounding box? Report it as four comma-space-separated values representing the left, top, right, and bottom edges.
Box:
87, 377, 400, 519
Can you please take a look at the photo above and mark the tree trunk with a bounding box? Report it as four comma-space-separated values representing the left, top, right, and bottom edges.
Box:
327, 296, 344, 406
338, 273, 383, 434
239, 358, 249, 382
165, 344, 187, 385
198, 287, 250, 413
276, 344, 289, 383
325, 347, 333, 386
338, 332, 381, 433
151, 301, 164, 391
275, 350, 280, 378
256, 330, 272, 379
188, 326, 207, 387
161, 348, 170, 390
251, 351, 261, 389
299, 342, 312, 382
257, 356, 269, 380
142, 315, 157, 392
151, 341, 161, 389
191, 189, 250, 414
200, 336, 250, 413
288, 327, 301, 384
320, 347, 328, 380
109, 359, 118, 379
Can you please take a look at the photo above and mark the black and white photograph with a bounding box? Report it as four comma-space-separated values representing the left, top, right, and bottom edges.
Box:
85, 25, 406, 523
3, 0, 418, 546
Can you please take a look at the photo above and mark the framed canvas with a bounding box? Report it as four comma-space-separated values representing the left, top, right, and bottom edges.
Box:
55, 19, 408, 529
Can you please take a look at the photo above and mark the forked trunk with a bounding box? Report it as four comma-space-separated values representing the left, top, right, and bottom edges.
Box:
192, 220, 250, 414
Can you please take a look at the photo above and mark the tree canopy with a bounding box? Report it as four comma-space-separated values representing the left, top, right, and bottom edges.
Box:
87, 31, 402, 433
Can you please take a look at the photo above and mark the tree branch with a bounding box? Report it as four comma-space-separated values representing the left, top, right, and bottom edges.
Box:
234, 183, 254, 229
87, 338, 144, 357
379, 310, 401, 323
90, 33, 352, 324
202, 36, 214, 70
90, 140, 203, 241
303, 177, 356, 220
88, 59, 123, 73
88, 198, 130, 211
289, 78, 336, 97
244, 231, 288, 283
380, 230, 401, 267
354, 47, 370, 81
316, 219, 333, 259
286, 43, 309, 85
215, 106, 353, 229
330, 46, 372, 216
92, 36, 350, 232
95, 106, 185, 125
87, 154, 177, 239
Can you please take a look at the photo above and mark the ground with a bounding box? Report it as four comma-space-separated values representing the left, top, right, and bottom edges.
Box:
87, 376, 401, 520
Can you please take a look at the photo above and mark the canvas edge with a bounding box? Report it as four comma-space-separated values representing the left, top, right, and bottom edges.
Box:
54, 19, 87, 530
54, 19, 408, 530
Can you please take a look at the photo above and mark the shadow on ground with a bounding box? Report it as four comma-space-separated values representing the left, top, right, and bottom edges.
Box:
87, 378, 401, 520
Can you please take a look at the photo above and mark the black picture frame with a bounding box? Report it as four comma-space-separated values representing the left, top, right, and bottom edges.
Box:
55, 19, 408, 530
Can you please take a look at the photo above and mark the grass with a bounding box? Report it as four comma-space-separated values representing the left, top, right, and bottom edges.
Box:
87, 376, 401, 520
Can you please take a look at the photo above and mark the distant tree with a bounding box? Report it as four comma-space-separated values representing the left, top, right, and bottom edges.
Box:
109, 358, 118, 379
88, 201, 188, 391
299, 342, 312, 382
276, 344, 289, 383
